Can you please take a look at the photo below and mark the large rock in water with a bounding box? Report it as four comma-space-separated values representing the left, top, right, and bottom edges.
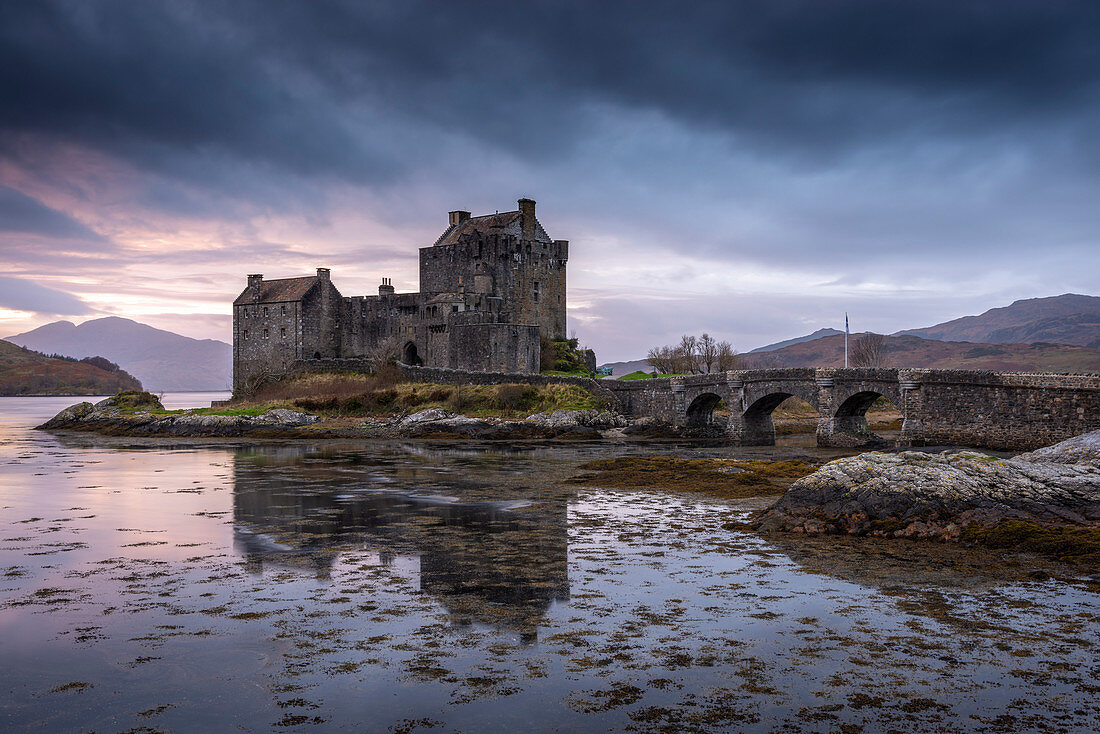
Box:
755, 430, 1100, 539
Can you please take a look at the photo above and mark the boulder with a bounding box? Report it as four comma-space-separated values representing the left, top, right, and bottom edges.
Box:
401, 408, 454, 424
755, 435, 1100, 539
1014, 429, 1100, 466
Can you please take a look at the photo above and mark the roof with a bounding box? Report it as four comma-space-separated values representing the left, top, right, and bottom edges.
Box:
432, 210, 552, 247
234, 276, 318, 305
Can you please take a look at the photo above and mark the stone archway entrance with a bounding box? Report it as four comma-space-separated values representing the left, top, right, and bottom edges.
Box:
403, 341, 421, 366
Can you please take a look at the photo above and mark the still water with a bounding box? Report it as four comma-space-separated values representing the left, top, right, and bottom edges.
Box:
1, 395, 1097, 732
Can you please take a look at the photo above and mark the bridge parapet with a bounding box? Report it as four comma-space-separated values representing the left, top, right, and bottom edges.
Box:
605, 367, 1099, 451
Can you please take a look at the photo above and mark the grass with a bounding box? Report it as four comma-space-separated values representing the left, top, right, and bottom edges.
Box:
570, 456, 821, 498
210, 372, 610, 419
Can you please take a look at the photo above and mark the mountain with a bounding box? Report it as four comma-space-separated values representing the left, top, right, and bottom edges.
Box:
749, 328, 844, 353
0, 340, 143, 396
742, 333, 1100, 372
897, 294, 1100, 348
596, 359, 654, 377
4, 317, 231, 392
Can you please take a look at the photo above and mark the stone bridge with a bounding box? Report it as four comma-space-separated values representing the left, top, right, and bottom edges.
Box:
604, 368, 1100, 451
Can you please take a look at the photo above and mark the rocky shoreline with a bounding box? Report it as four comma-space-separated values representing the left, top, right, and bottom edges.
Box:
37, 396, 677, 441
753, 430, 1100, 562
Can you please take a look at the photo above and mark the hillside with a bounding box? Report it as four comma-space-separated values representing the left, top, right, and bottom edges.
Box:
0, 340, 143, 396
5, 317, 232, 391
742, 333, 1100, 372
749, 327, 844, 353
898, 293, 1100, 347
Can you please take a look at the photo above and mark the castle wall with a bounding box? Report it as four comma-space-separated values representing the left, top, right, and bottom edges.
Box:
233, 300, 302, 390
232, 199, 572, 391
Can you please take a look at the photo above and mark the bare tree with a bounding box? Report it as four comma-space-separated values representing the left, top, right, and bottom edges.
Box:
850, 333, 887, 367
697, 333, 719, 373
716, 340, 740, 371
646, 345, 676, 374
364, 334, 404, 372
671, 334, 698, 373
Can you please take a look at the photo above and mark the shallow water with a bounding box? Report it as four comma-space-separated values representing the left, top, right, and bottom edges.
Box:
1, 395, 1097, 732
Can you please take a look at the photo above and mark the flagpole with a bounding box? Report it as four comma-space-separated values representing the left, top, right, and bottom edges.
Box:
844, 313, 849, 368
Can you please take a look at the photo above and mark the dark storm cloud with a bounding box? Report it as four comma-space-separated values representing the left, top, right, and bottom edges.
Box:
4, 0, 1099, 186
0, 276, 91, 315
0, 184, 103, 240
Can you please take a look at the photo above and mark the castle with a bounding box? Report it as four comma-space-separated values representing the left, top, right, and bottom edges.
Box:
233, 198, 568, 391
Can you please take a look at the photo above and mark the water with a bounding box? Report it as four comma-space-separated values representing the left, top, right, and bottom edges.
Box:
1, 395, 1097, 732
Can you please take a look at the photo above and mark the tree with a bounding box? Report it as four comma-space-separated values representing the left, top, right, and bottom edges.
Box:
850, 333, 887, 367
364, 334, 404, 372
697, 333, 719, 374
715, 340, 740, 371
646, 333, 739, 375
645, 345, 676, 375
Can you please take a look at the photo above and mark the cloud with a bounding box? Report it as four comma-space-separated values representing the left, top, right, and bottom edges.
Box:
0, 276, 93, 315
0, 184, 103, 239
0, 1, 1097, 351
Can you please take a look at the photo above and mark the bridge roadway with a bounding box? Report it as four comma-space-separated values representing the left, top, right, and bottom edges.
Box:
603, 367, 1100, 451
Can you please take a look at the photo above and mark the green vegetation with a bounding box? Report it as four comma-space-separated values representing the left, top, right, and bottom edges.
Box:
961, 520, 1100, 566
617, 370, 687, 380
213, 371, 608, 418
296, 381, 605, 417
108, 391, 164, 411
570, 456, 820, 498
540, 337, 592, 376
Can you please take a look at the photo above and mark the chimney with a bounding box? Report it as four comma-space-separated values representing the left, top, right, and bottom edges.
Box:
518, 198, 535, 240
316, 267, 330, 281
378, 277, 395, 296
247, 274, 263, 303
449, 210, 471, 227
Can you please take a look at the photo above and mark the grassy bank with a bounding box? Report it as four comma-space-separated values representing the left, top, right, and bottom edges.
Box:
234, 372, 609, 418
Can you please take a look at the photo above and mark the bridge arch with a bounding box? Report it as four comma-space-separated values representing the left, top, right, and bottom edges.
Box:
818, 389, 898, 448
734, 392, 801, 446
685, 392, 723, 430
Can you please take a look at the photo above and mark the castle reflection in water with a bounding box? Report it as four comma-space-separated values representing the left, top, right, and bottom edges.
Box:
230, 444, 570, 638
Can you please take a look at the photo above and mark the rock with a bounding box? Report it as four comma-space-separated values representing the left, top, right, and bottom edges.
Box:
755, 446, 1100, 539
1014, 429, 1100, 466
40, 401, 95, 427
255, 408, 321, 426
401, 408, 454, 424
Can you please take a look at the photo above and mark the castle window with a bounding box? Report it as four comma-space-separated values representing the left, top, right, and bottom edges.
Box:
263, 307, 268, 317
243, 330, 249, 340
281, 305, 286, 314
280, 327, 286, 339
263, 328, 269, 338
533, 281, 540, 303
452, 305, 459, 313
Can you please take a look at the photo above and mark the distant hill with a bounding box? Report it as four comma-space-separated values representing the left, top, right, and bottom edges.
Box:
0, 340, 143, 396
742, 332, 1100, 372
749, 328, 844, 353
4, 317, 232, 392
596, 359, 653, 377
897, 294, 1100, 348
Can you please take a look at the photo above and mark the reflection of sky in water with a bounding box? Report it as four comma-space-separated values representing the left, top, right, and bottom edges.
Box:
1, 395, 1098, 732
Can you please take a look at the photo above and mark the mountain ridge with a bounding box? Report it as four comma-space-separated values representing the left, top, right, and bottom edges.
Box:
4, 317, 231, 392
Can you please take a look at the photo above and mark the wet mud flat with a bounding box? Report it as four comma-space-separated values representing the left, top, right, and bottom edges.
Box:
1, 429, 1098, 733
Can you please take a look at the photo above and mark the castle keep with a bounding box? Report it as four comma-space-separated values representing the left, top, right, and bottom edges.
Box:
233, 198, 568, 390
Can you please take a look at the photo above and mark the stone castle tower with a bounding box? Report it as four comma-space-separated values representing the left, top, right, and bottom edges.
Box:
232, 198, 568, 390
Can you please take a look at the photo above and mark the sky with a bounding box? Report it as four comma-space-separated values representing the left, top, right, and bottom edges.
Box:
1, 0, 1099, 361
